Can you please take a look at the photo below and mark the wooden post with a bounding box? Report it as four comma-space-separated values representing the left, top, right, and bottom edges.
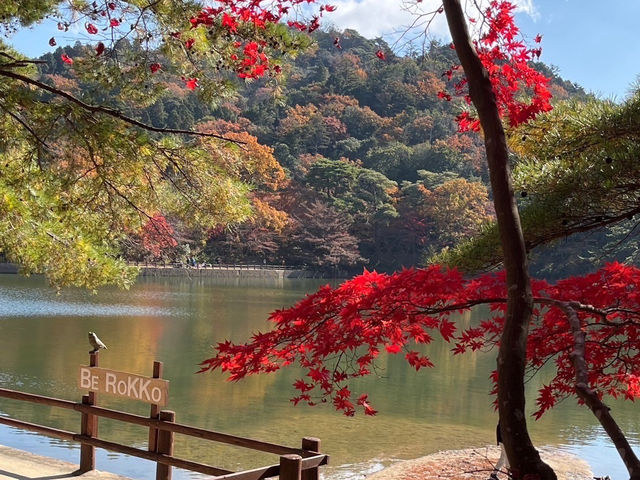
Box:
279, 454, 302, 480
78, 395, 95, 472
88, 352, 99, 429
156, 410, 175, 480
301, 438, 321, 480
79, 352, 99, 472
148, 361, 163, 452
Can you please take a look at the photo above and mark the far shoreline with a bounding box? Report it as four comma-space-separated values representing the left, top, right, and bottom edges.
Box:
0, 262, 351, 280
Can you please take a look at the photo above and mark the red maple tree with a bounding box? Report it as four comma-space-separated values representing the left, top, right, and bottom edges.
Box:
140, 214, 178, 258
200, 264, 640, 476
200, 264, 640, 414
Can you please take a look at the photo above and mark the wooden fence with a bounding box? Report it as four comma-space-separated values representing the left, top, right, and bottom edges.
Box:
0, 356, 328, 480
132, 261, 302, 271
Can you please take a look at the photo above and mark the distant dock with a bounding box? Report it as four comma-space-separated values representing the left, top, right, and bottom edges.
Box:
0, 262, 342, 279
136, 263, 338, 279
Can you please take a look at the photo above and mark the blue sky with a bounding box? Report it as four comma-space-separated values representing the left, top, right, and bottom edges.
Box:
514, 0, 640, 100
7, 0, 639, 100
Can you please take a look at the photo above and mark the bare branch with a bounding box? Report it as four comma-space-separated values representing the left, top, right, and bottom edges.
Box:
0, 102, 50, 149
546, 299, 640, 479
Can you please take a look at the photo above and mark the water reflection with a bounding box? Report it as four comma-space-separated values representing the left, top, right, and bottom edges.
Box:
0, 274, 637, 480
0, 280, 179, 317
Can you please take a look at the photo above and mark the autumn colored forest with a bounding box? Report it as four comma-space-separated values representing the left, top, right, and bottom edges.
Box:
34, 30, 597, 277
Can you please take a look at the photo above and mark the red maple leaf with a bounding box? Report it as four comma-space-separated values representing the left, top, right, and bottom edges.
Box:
222, 13, 238, 33
61, 54, 73, 64
385, 344, 402, 354
362, 401, 377, 416
184, 77, 199, 90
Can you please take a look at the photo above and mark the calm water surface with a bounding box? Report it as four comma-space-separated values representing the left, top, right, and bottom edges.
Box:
0, 274, 638, 479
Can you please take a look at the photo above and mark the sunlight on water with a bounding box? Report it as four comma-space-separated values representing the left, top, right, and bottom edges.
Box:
0, 281, 179, 317
0, 274, 638, 480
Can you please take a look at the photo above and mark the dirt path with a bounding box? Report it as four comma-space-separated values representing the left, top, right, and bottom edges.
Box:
366, 446, 593, 480
0, 445, 132, 480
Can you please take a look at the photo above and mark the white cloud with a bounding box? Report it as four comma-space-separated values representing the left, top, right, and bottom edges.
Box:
325, 0, 539, 43
513, 0, 538, 18
325, 0, 448, 41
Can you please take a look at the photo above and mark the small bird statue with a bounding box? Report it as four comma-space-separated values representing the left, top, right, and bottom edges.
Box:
88, 331, 107, 354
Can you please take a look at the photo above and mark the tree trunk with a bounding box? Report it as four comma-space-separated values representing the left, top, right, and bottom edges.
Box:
441, 2, 556, 479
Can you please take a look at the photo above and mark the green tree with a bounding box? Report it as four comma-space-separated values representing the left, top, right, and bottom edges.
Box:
304, 158, 359, 197
438, 93, 640, 272
364, 142, 415, 181
0, 1, 311, 288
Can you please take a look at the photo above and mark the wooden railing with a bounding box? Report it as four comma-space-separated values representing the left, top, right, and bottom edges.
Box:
0, 367, 328, 480
132, 261, 303, 271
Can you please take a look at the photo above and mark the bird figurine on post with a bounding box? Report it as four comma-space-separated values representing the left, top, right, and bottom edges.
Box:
88, 331, 107, 354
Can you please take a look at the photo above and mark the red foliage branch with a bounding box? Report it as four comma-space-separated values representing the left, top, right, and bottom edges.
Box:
439, 1, 552, 131
52, 0, 329, 81
199, 263, 640, 417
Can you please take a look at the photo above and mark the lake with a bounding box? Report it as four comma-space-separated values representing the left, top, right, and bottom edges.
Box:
0, 274, 638, 479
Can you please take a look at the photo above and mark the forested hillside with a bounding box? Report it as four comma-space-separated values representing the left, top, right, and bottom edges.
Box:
39, 29, 588, 273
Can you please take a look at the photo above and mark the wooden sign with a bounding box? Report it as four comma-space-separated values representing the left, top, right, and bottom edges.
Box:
79, 366, 169, 406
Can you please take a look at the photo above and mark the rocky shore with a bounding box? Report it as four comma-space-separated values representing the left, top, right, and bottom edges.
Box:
366, 446, 594, 480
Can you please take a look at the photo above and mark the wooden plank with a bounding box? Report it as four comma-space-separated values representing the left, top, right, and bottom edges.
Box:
76, 436, 234, 477
0, 416, 75, 441
211, 464, 280, 480
78, 366, 169, 406
300, 455, 329, 469
161, 422, 307, 456
0, 387, 76, 410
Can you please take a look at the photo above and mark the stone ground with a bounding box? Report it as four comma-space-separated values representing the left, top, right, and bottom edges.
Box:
0, 445, 132, 480
366, 446, 594, 480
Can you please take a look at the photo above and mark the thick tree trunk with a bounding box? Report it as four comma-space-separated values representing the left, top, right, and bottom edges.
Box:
441, 2, 556, 479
